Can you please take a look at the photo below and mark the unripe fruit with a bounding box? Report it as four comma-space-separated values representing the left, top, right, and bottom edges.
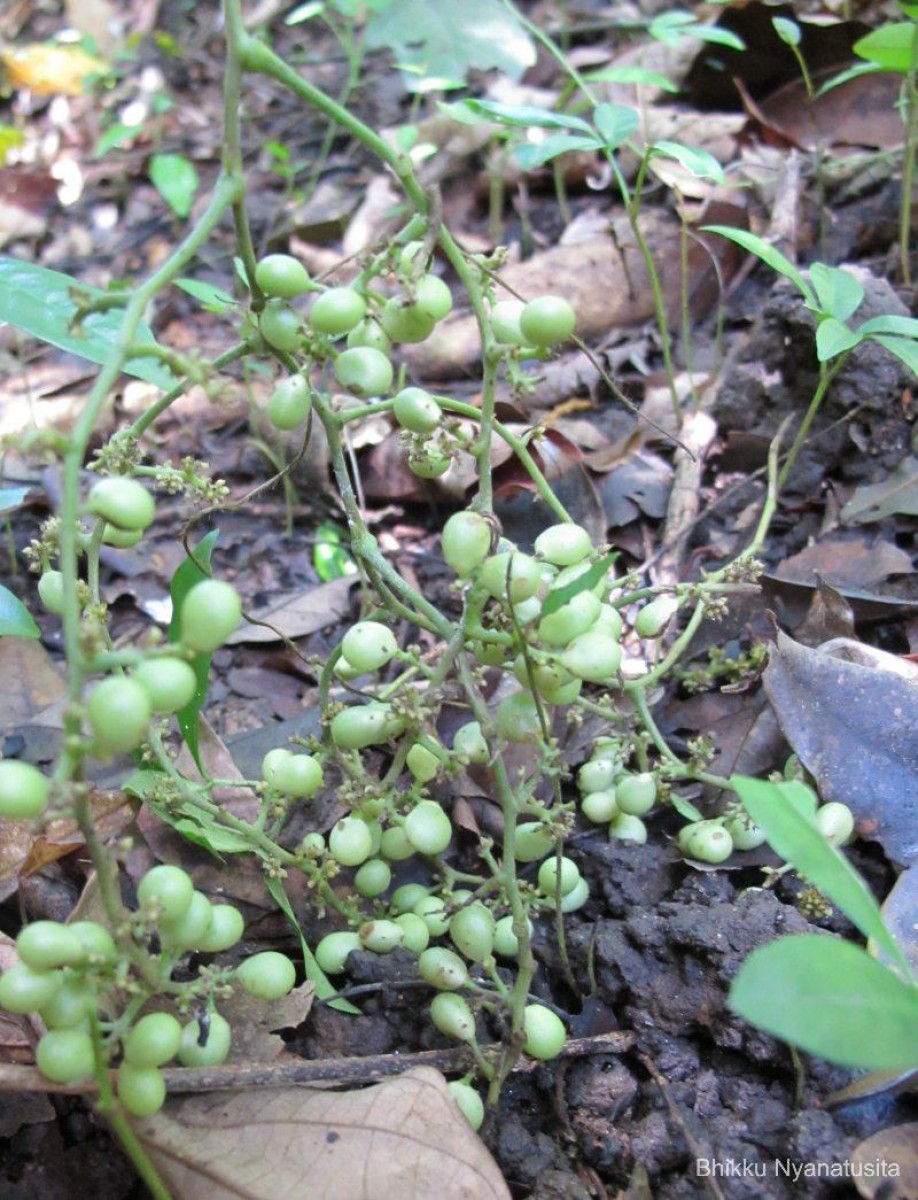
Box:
560, 875, 590, 913
37, 1029, 95, 1083
430, 992, 475, 1042
405, 800, 453, 856
414, 275, 453, 321
723, 813, 768, 852
534, 523, 591, 567
359, 919, 405, 954
394, 912, 430, 953
523, 1004, 566, 1060
490, 299, 526, 345
406, 742, 441, 784
39, 978, 93, 1029
537, 590, 602, 647
393, 386, 442, 434
537, 856, 581, 897
354, 858, 391, 898
478, 552, 542, 604
418, 946, 468, 990
578, 758, 618, 794
449, 903, 495, 963
0, 760, 50, 820
413, 896, 450, 937
179, 579, 242, 652
38, 570, 65, 614
17, 921, 85, 971
634, 595, 679, 639
132, 657, 198, 714
493, 914, 530, 959
254, 254, 310, 298
614, 773, 657, 816
380, 297, 437, 344
495, 690, 542, 744
236, 951, 296, 1000
408, 448, 451, 478
158, 890, 213, 950
328, 816, 374, 866
447, 1080, 485, 1129
520, 296, 576, 347
514, 821, 555, 863
391, 883, 430, 914
309, 287, 366, 335
196, 903, 245, 953
342, 620, 398, 672
124, 1012, 182, 1067
69, 921, 117, 964
87, 677, 152, 756
0, 963, 63, 1013
330, 703, 406, 750
315, 931, 362, 974
346, 318, 391, 353
679, 819, 733, 864
815, 801, 855, 846
581, 789, 618, 824
87, 477, 155, 532
379, 825, 415, 861
101, 524, 143, 548
268, 374, 312, 430
260, 299, 302, 351
334, 346, 393, 398
178, 1012, 232, 1067
117, 1063, 166, 1116
594, 603, 624, 640
264, 751, 323, 798
608, 813, 648, 844
561, 630, 622, 682
452, 721, 489, 765
137, 864, 194, 924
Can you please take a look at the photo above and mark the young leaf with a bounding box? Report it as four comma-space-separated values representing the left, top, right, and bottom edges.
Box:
871, 334, 918, 376
772, 17, 801, 47
264, 875, 360, 1015
175, 278, 236, 313
815, 317, 861, 362
0, 258, 176, 391
514, 134, 602, 171
651, 140, 725, 182
0, 584, 40, 638
540, 552, 617, 618
699, 227, 814, 302
808, 263, 864, 321
731, 775, 910, 973
649, 11, 744, 50
730, 934, 918, 1070
592, 102, 640, 150
150, 153, 199, 219
313, 521, 357, 583
857, 314, 918, 338
584, 66, 678, 94
169, 531, 220, 770
854, 22, 918, 73
453, 98, 594, 134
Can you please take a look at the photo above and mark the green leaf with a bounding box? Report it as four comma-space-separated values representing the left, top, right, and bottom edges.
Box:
854, 22, 918, 73
649, 12, 744, 50
870, 334, 918, 376
169, 531, 220, 770
540, 552, 617, 618
857, 314, 918, 338
593, 102, 640, 150
452, 98, 594, 134
175, 277, 236, 313
699, 227, 814, 303
808, 263, 864, 321
0, 258, 176, 391
730, 935, 918, 1070
364, 0, 535, 90
0, 584, 40, 638
731, 775, 910, 973
0, 486, 29, 515
313, 521, 357, 582
584, 66, 678, 93
815, 317, 862, 361
816, 60, 881, 96
264, 875, 360, 1015
514, 134, 602, 170
149, 152, 199, 219
651, 140, 725, 182
124, 770, 259, 857
772, 16, 801, 47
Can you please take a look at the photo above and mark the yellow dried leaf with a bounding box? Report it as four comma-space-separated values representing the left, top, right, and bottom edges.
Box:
1, 43, 106, 96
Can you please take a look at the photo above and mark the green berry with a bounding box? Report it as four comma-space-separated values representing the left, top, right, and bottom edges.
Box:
634, 595, 679, 639
430, 992, 475, 1042
534, 523, 591, 567
404, 801, 452, 856
815, 802, 855, 846
0, 963, 63, 1013
519, 296, 576, 347
260, 299, 302, 351
254, 254, 310, 298
37, 1029, 95, 1083
137, 864, 194, 924
441, 511, 493, 577
124, 1012, 182, 1067
196, 903, 245, 953
561, 631, 622, 683
418, 946, 468, 990
449, 903, 495, 963
341, 620, 398, 672
614, 773, 657, 816
359, 919, 405, 954
87, 677, 152, 756
334, 346, 393, 398
309, 287, 366, 335
236, 951, 296, 1000
17, 921, 85, 970
609, 813, 648, 844
447, 1080, 484, 1129
178, 1012, 232, 1067
537, 856, 581, 897
523, 1004, 566, 1060
87, 477, 155, 532
393, 387, 442, 433
268, 374, 312, 430
328, 816, 374, 866
330, 703, 405, 750
394, 912, 430, 953
132, 657, 198, 715
315, 931, 362, 974
38, 570, 65, 614
117, 1063, 166, 1116
179, 579, 242, 653
0, 760, 50, 820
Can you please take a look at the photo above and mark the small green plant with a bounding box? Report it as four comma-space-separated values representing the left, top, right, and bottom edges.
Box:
729, 776, 918, 1072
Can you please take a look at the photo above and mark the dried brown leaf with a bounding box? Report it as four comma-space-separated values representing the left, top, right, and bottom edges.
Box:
136, 1067, 510, 1200
228, 576, 357, 645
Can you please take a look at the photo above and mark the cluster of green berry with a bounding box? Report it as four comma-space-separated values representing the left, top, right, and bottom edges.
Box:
0, 863, 295, 1116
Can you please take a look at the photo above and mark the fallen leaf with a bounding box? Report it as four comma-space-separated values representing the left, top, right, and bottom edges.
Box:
0, 637, 66, 728
136, 1067, 510, 1200
841, 456, 918, 524
763, 632, 918, 865
775, 534, 912, 590
0, 42, 106, 95
228, 576, 357, 645
880, 866, 918, 977
593, 449, 673, 526
850, 1122, 918, 1197
217, 981, 315, 1063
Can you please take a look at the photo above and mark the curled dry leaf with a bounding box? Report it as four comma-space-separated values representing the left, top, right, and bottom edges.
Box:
136, 1066, 510, 1200
763, 632, 918, 865
849, 1122, 918, 1198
